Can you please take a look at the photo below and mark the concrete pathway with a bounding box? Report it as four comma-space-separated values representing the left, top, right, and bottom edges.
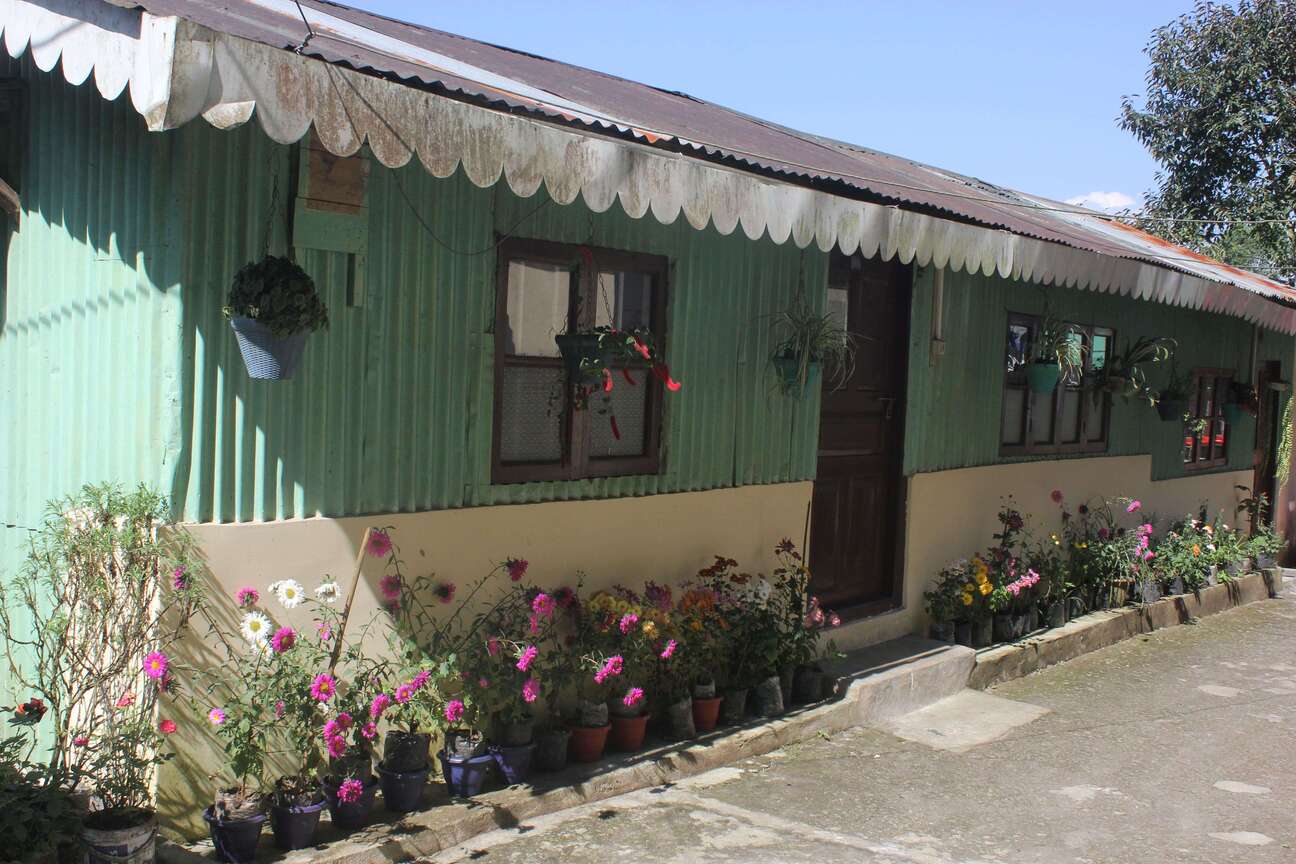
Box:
427, 583, 1296, 863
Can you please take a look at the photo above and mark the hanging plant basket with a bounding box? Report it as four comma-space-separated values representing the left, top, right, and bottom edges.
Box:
772, 356, 822, 397
223, 256, 329, 381
1025, 361, 1061, 394
554, 333, 607, 384
1156, 397, 1188, 421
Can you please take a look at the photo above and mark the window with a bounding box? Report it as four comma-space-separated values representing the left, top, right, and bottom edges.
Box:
1000, 312, 1112, 455
1182, 369, 1232, 469
492, 238, 667, 484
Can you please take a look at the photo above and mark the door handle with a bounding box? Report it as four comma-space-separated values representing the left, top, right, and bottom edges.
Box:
878, 397, 896, 421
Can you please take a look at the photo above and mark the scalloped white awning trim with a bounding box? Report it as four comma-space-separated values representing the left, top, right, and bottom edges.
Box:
5, 0, 1296, 334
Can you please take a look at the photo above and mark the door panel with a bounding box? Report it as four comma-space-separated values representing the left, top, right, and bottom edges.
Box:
809, 253, 910, 610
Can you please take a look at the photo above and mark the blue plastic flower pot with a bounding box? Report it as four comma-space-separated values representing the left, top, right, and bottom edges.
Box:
229, 316, 309, 380
1025, 362, 1061, 394
321, 775, 378, 832
490, 743, 536, 785
377, 763, 430, 813
439, 750, 495, 798
772, 356, 821, 396
203, 807, 266, 864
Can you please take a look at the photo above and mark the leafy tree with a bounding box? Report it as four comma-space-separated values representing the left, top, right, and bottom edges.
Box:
1120, 0, 1296, 284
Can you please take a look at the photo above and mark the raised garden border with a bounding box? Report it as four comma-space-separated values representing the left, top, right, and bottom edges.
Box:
968, 569, 1280, 690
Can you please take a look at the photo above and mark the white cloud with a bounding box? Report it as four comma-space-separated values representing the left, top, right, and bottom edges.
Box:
1065, 191, 1135, 213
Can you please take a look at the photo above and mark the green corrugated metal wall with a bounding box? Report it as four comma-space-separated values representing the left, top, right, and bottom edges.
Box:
903, 265, 1293, 478
169, 106, 825, 523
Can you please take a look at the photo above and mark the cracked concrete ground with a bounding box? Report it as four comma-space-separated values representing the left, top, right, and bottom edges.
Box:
427, 585, 1296, 863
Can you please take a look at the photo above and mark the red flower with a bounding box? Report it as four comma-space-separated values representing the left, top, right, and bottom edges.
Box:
158, 719, 177, 735
631, 338, 652, 361
652, 365, 682, 392
603, 368, 614, 394
505, 559, 529, 582
609, 415, 621, 440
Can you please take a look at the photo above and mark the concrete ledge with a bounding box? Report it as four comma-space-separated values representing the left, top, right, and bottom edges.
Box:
161, 637, 971, 863
969, 569, 1278, 690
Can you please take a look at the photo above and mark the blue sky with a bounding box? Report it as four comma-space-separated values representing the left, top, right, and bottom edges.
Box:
358, 1, 1194, 211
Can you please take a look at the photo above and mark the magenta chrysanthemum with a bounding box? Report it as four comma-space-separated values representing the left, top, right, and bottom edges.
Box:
143, 651, 168, 680
172, 566, 189, 590
531, 593, 556, 619
659, 639, 677, 660
310, 673, 336, 702
522, 677, 540, 704
411, 670, 431, 690
594, 654, 623, 685
365, 529, 393, 558
360, 722, 377, 740
336, 777, 364, 803
516, 645, 538, 672
505, 558, 528, 582
325, 735, 347, 759
235, 587, 259, 608
370, 693, 391, 720
270, 626, 296, 654
379, 573, 403, 602
394, 683, 414, 704
622, 687, 644, 708
619, 613, 639, 635
444, 699, 465, 723
208, 707, 226, 726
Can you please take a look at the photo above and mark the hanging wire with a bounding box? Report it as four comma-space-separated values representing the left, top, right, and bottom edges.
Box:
291, 0, 316, 55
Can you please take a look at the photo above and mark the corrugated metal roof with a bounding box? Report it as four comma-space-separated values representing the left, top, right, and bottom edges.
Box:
35, 0, 1296, 312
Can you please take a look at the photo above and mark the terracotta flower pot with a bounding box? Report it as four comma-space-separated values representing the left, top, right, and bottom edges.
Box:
568, 724, 610, 763
691, 696, 723, 733
609, 713, 649, 752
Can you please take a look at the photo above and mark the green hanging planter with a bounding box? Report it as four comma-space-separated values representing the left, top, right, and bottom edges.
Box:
773, 356, 821, 397
1025, 362, 1061, 394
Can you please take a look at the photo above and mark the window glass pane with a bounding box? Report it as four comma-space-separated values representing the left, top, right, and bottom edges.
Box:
1090, 333, 1109, 372
594, 271, 654, 331
1006, 322, 1030, 375
590, 367, 650, 459
498, 366, 564, 463
1061, 331, 1085, 386
1085, 395, 1107, 443
1213, 417, 1227, 455
1031, 392, 1055, 444
1201, 378, 1216, 418
1059, 389, 1081, 443
826, 286, 849, 332
1183, 429, 1196, 463
1001, 388, 1026, 445
504, 260, 571, 357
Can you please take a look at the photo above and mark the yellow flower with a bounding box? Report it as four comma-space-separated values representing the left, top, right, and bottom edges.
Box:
975, 571, 989, 586
979, 581, 993, 596
1192, 544, 1201, 556
641, 620, 658, 638
961, 592, 974, 606
690, 620, 703, 632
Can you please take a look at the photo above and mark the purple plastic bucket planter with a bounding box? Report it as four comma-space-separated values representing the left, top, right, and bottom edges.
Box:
439, 750, 495, 798
203, 807, 266, 864
269, 797, 326, 851
490, 743, 536, 786
321, 776, 378, 832
377, 764, 430, 813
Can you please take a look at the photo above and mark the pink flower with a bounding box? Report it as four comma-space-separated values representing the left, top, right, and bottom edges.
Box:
1098, 527, 1110, 540
444, 699, 465, 723
158, 719, 177, 735
208, 707, 226, 726
360, 722, 377, 740
235, 587, 259, 608
505, 558, 528, 581
522, 677, 540, 704
411, 670, 431, 691
594, 655, 624, 685
143, 651, 168, 680
73, 735, 89, 747
275, 700, 286, 719
325, 735, 347, 759
324, 713, 353, 738
660, 639, 677, 660
394, 683, 414, 704
310, 673, 337, 702
1126, 500, 1142, 513
619, 613, 639, 635
528, 614, 540, 635
531, 593, 556, 619
828, 613, 842, 627
336, 778, 364, 803
554, 586, 576, 608
270, 627, 296, 654
434, 581, 456, 604
317, 621, 334, 642
516, 645, 538, 672
172, 566, 189, 590
365, 529, 393, 558
370, 693, 391, 720
379, 574, 403, 602
487, 637, 501, 657
1050, 489, 1064, 504
622, 687, 644, 708
115, 692, 136, 709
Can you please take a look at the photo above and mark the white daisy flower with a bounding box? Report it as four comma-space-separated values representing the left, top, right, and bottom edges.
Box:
315, 580, 340, 603
274, 579, 304, 609
240, 611, 272, 645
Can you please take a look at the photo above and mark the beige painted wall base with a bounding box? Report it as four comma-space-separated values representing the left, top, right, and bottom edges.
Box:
826, 456, 1251, 654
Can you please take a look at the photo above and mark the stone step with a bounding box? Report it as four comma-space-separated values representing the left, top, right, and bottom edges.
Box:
825, 633, 976, 725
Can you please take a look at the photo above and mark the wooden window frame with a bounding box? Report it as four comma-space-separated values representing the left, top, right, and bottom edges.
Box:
1182, 368, 1233, 471
490, 237, 668, 485
1000, 312, 1113, 457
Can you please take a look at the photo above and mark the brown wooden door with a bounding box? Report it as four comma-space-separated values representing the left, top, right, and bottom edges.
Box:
809, 252, 910, 612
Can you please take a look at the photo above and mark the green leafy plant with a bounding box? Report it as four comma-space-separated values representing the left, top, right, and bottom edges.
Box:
1090, 336, 1176, 406
0, 731, 81, 861
770, 296, 857, 394
223, 255, 329, 338
1031, 307, 1086, 377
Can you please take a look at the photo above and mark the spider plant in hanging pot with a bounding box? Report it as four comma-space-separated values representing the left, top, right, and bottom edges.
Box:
1026, 309, 1085, 395
1086, 336, 1176, 409
769, 298, 855, 398
224, 256, 329, 380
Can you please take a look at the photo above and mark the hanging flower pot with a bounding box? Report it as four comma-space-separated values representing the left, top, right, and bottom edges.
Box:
203, 807, 266, 864
1025, 361, 1061, 394
269, 796, 326, 851
223, 256, 329, 381
1156, 396, 1188, 421
1222, 402, 1246, 425
568, 724, 611, 763
772, 356, 822, 397
555, 333, 608, 384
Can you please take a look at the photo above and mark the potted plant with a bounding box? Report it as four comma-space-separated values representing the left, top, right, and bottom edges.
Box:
372, 666, 436, 813
1025, 308, 1085, 394
436, 692, 494, 797
1155, 364, 1191, 421
769, 296, 856, 397
224, 255, 329, 380
0, 710, 82, 864
319, 682, 380, 832
554, 324, 682, 410
582, 589, 657, 752
675, 583, 726, 733
201, 694, 269, 864
1088, 336, 1176, 406
768, 540, 840, 705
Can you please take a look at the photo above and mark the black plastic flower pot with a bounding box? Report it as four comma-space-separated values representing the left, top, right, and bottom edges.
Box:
490, 743, 537, 785
534, 728, 571, 773
1156, 397, 1188, 421
720, 689, 749, 725
791, 665, 825, 705
321, 776, 378, 832
377, 763, 430, 813
269, 797, 326, 851
203, 807, 267, 864
383, 731, 432, 774
229, 316, 309, 380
